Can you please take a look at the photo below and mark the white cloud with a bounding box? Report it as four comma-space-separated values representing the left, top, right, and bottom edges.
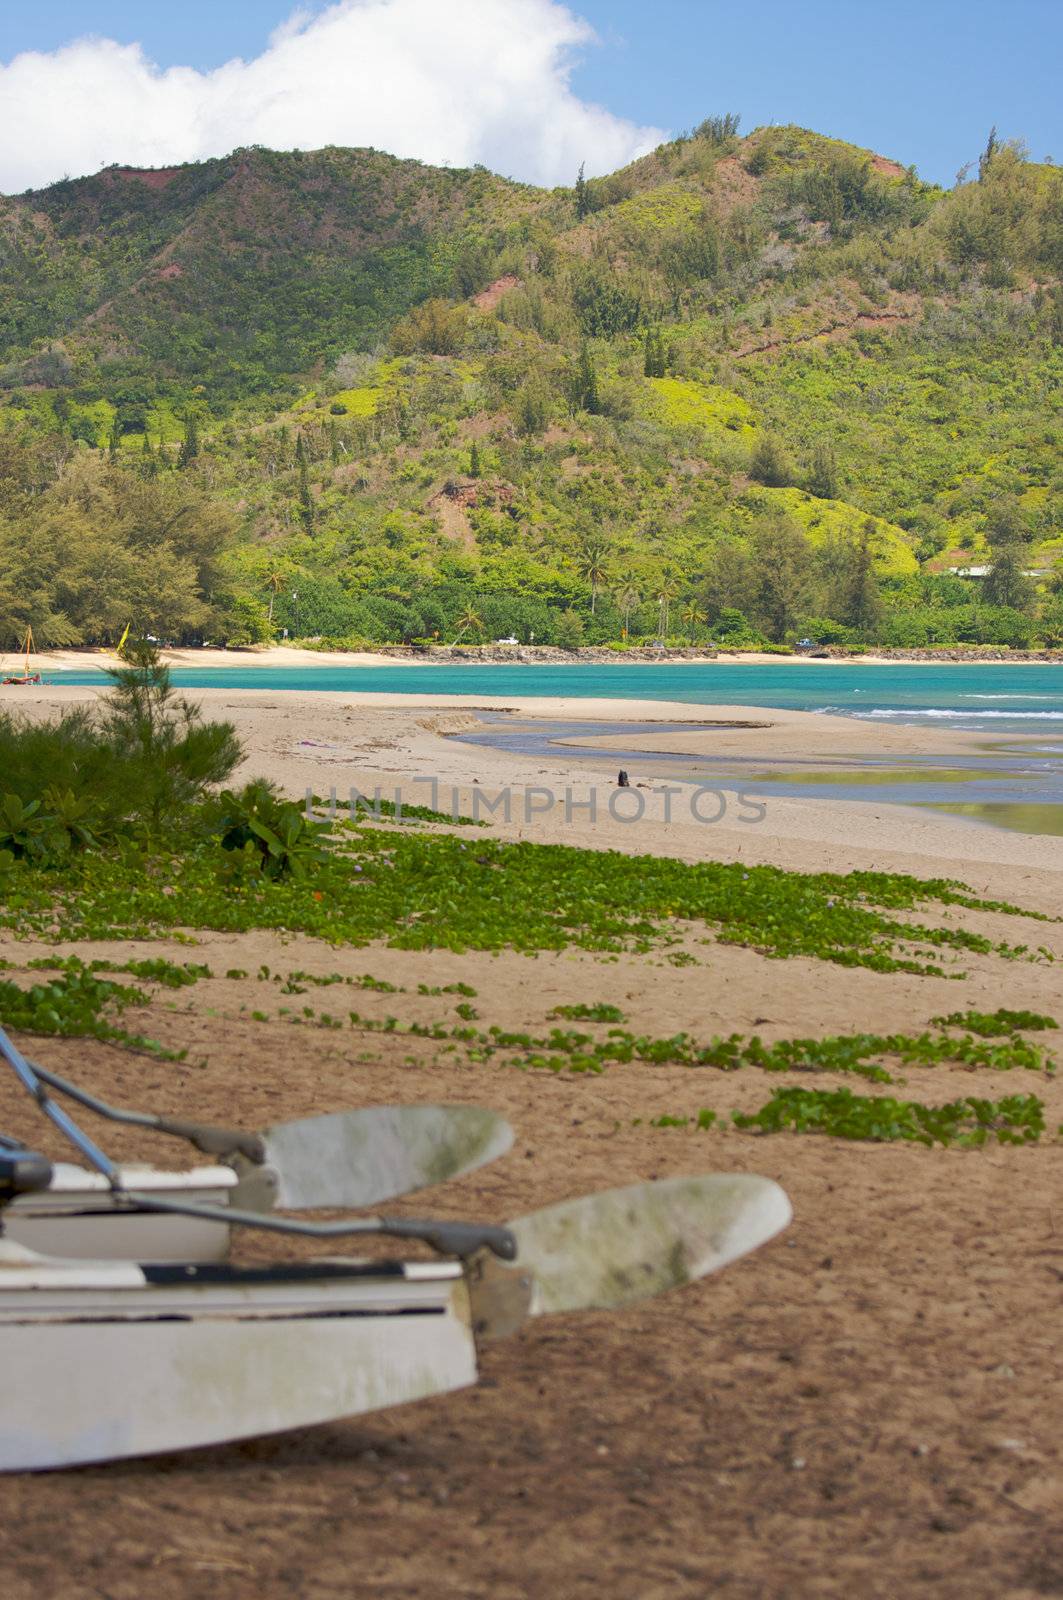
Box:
0, 0, 666, 193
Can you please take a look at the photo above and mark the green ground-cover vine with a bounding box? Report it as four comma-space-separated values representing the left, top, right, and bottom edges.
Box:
0, 968, 183, 1057
0, 828, 1048, 975
309, 795, 487, 829
237, 996, 1056, 1081
647, 1110, 719, 1131
931, 1007, 1058, 1035
449, 1018, 1054, 1078
2, 943, 1054, 1101
730, 1086, 1046, 1146
27, 955, 212, 988
550, 1002, 627, 1023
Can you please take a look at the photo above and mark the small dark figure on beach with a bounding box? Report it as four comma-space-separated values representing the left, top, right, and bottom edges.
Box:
617, 770, 630, 787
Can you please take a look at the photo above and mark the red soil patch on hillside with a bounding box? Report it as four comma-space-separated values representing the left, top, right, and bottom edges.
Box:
870, 154, 907, 178
427, 478, 517, 547
542, 424, 591, 447
472, 274, 521, 312
560, 454, 598, 478
430, 494, 474, 548
457, 412, 509, 440
737, 299, 920, 359
712, 154, 760, 212
431, 479, 514, 513
156, 262, 183, 281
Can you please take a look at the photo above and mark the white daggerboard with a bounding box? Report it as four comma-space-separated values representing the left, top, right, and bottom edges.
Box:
256, 1104, 514, 1209
510, 1174, 792, 1315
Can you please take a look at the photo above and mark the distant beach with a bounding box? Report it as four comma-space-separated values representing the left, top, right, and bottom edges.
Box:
7, 678, 1062, 899
11, 642, 1063, 676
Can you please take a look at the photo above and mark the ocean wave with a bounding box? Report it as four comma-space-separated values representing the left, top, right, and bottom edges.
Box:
855, 708, 1063, 721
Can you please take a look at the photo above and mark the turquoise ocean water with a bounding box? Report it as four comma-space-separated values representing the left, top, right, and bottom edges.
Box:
40, 661, 1063, 826
47, 660, 1063, 736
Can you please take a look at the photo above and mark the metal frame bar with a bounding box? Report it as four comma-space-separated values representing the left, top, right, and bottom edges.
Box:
0, 1027, 516, 1259
0, 1027, 117, 1183
27, 1060, 263, 1160
122, 1192, 516, 1259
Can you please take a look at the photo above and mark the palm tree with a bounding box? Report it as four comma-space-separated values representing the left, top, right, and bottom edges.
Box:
452, 607, 484, 644
681, 601, 706, 644
575, 539, 610, 615
654, 577, 679, 641
615, 581, 641, 640
264, 569, 287, 625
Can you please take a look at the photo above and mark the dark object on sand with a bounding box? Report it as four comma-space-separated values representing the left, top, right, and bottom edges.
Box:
617, 770, 630, 787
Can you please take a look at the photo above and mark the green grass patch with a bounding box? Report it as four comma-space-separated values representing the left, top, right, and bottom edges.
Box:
743, 486, 918, 576
324, 387, 380, 418
648, 376, 755, 436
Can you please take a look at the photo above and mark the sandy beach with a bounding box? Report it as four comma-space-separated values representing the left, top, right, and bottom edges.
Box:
3, 676, 1063, 1597
6, 677, 1062, 902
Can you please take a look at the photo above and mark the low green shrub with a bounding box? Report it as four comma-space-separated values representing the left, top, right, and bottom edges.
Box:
205, 779, 331, 881
0, 642, 240, 858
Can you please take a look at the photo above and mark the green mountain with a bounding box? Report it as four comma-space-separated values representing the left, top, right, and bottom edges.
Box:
1, 122, 1061, 651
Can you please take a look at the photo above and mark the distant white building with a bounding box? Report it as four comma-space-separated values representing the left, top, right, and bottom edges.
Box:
947, 565, 1050, 579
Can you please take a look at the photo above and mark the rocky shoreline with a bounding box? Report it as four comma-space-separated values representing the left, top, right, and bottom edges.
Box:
369, 644, 722, 664
835, 646, 1063, 664
301, 642, 1063, 666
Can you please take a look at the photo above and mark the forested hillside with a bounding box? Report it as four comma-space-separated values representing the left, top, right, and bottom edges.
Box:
1, 120, 1061, 651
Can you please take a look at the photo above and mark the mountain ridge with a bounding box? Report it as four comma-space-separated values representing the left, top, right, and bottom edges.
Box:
0, 121, 1060, 651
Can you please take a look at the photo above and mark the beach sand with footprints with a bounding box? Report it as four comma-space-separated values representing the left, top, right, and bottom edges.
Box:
1, 681, 1062, 1597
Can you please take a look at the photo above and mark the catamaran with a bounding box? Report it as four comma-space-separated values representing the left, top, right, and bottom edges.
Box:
2, 625, 42, 685
0, 1025, 792, 1471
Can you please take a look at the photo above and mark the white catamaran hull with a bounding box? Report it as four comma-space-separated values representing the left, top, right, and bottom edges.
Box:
0, 1247, 477, 1471
3, 1163, 237, 1263
0, 1173, 793, 1471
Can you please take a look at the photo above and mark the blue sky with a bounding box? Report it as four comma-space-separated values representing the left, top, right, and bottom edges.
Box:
575, 0, 1061, 184
0, 0, 1059, 190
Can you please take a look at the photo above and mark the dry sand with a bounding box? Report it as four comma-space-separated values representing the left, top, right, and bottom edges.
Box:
2, 681, 1063, 1596
2, 916, 1063, 1599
